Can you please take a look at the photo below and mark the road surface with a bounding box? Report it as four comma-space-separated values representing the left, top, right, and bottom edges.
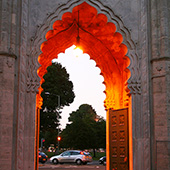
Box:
39, 161, 106, 170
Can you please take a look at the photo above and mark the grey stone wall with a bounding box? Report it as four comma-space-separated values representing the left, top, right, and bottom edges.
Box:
0, 0, 169, 170
0, 55, 15, 170
26, 1, 150, 170
0, 1, 18, 169
150, 0, 170, 169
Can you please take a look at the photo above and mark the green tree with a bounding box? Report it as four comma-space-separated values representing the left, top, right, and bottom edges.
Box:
41, 62, 75, 112
60, 104, 106, 155
95, 117, 106, 149
68, 104, 97, 123
40, 62, 75, 147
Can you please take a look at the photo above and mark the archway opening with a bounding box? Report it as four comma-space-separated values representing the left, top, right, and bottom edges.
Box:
36, 2, 131, 170
54, 45, 106, 129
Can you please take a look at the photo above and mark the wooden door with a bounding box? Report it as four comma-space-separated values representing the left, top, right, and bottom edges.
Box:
109, 108, 129, 170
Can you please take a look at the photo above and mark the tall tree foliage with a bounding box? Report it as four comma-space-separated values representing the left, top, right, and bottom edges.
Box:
40, 62, 75, 146
60, 104, 106, 153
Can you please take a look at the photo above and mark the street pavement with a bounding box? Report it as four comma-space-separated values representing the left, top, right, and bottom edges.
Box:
39, 160, 106, 170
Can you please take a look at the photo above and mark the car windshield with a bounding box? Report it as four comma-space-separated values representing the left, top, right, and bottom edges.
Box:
61, 151, 70, 156
83, 152, 90, 156
39, 152, 46, 156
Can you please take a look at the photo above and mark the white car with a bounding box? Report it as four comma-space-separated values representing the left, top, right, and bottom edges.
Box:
50, 150, 92, 165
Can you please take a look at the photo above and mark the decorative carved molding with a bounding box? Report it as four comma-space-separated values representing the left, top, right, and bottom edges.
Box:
30, 0, 141, 97
28, 2, 142, 170
127, 51, 141, 94
0, 51, 17, 59
151, 56, 170, 63
128, 82, 141, 94
138, 0, 151, 170
26, 77, 40, 93
26, 53, 40, 93
17, 0, 29, 169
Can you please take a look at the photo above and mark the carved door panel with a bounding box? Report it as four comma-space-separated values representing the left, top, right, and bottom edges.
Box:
109, 108, 129, 170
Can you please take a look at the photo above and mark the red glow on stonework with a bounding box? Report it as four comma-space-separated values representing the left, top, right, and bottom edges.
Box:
36, 3, 131, 170
37, 2, 129, 111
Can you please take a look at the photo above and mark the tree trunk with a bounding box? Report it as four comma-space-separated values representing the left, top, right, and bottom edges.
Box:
93, 148, 96, 157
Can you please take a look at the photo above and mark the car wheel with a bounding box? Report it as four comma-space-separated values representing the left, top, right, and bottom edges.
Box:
99, 160, 103, 164
76, 159, 82, 165
52, 159, 58, 164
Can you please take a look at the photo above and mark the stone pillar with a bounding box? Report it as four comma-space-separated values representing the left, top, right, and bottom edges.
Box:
151, 0, 170, 169
151, 58, 170, 170
0, 54, 16, 170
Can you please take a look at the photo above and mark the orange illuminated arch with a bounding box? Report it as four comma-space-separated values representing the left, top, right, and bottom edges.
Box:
37, 2, 130, 111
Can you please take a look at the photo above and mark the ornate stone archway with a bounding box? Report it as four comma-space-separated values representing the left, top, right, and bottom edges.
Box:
8, 0, 142, 169
2, 0, 170, 170
37, 2, 130, 110
36, 3, 132, 169
28, 1, 140, 95
26, 1, 141, 170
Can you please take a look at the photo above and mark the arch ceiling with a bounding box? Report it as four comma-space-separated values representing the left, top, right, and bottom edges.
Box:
37, 2, 130, 110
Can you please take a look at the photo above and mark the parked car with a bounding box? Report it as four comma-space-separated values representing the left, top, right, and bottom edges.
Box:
50, 150, 92, 165
39, 152, 48, 163
99, 156, 106, 164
